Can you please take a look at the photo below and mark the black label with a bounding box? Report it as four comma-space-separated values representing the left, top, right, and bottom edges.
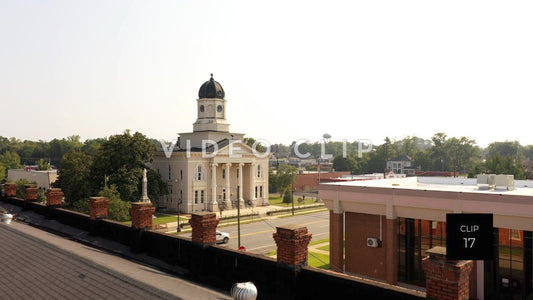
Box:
446, 213, 493, 260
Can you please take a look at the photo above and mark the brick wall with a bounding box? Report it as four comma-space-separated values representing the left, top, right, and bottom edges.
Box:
330, 211, 344, 272
422, 248, 473, 300
4, 183, 17, 197
189, 212, 219, 245
24, 186, 39, 201
0, 196, 425, 300
45, 188, 64, 207
345, 212, 389, 281
88, 197, 110, 220
129, 202, 155, 229
273, 225, 312, 267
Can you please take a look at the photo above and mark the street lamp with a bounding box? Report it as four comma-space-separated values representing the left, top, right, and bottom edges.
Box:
219, 186, 242, 248
174, 179, 181, 232
291, 170, 295, 216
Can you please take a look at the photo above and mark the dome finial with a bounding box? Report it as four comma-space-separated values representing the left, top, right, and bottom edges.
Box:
199, 74, 225, 99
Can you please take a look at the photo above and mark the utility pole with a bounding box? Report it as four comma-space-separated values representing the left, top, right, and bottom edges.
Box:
291, 170, 295, 216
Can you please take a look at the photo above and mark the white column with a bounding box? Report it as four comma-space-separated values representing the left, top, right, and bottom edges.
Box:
249, 163, 256, 201
225, 163, 231, 207
211, 163, 217, 205
238, 163, 244, 207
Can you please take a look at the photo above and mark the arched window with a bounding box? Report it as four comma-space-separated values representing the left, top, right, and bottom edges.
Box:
194, 190, 199, 204
197, 165, 203, 181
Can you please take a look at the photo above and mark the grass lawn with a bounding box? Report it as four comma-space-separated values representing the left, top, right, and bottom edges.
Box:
123, 214, 188, 225
317, 244, 329, 252
309, 238, 329, 246
268, 194, 319, 207
308, 251, 330, 269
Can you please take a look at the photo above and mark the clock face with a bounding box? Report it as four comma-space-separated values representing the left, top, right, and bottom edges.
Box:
217, 105, 223, 112
200, 105, 204, 112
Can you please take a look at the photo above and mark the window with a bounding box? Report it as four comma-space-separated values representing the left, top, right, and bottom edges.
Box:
168, 165, 172, 180
255, 186, 258, 198
194, 190, 198, 204
511, 229, 522, 241
237, 168, 239, 178
260, 186, 263, 198
223, 189, 226, 200
197, 166, 203, 181
180, 169, 183, 180
222, 169, 226, 179
201, 190, 205, 203
257, 165, 261, 178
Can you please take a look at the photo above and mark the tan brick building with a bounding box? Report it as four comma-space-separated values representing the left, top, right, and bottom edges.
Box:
320, 176, 533, 299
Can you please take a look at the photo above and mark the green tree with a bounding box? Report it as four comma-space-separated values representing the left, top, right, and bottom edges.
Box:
332, 155, 357, 173
90, 130, 160, 201
283, 189, 293, 204
144, 168, 168, 206
55, 150, 93, 205
276, 164, 297, 197
82, 138, 106, 156
268, 168, 278, 193
0, 150, 22, 169
36, 158, 51, 171
49, 135, 83, 166
523, 145, 533, 160
243, 137, 266, 153
484, 154, 526, 179
0, 163, 6, 181
98, 185, 131, 222
15, 178, 33, 198
486, 141, 523, 161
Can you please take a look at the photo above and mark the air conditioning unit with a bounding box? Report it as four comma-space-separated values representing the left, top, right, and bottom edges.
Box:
366, 237, 380, 248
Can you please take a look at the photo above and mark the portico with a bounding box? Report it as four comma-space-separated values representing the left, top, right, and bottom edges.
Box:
152, 74, 269, 213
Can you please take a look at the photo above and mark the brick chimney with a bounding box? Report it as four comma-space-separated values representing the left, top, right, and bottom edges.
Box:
273, 225, 312, 267
24, 185, 39, 202
422, 246, 474, 300
189, 212, 220, 245
129, 202, 155, 229
4, 183, 17, 197
45, 188, 64, 207
88, 197, 110, 220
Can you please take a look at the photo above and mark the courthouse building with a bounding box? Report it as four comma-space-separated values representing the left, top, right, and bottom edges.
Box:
152, 75, 269, 213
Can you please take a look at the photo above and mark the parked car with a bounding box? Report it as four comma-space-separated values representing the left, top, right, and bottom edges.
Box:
216, 230, 230, 244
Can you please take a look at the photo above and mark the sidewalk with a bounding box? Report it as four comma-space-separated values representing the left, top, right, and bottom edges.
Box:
0, 202, 231, 300
160, 203, 326, 233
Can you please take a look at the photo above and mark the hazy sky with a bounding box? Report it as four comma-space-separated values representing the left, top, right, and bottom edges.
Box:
1, 1, 532, 148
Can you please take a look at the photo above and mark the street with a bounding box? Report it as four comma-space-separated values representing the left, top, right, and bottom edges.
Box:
182, 210, 329, 254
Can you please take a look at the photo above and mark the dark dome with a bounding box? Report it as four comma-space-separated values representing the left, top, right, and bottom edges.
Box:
198, 74, 225, 99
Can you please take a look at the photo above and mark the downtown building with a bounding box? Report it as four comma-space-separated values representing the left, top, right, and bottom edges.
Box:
152, 75, 269, 213
320, 176, 533, 299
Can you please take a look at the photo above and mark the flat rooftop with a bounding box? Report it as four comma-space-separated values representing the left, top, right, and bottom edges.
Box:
322, 176, 533, 197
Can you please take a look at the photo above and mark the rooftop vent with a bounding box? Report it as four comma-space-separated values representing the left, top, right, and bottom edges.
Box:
477, 174, 514, 191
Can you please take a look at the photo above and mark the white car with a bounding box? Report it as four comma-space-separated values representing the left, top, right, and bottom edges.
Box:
216, 230, 230, 244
